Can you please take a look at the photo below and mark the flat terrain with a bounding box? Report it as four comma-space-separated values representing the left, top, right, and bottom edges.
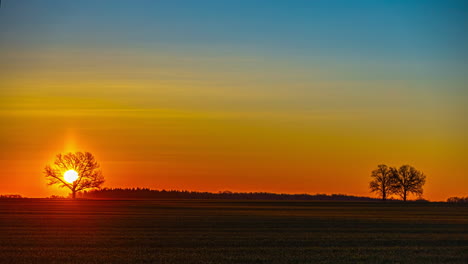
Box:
0, 199, 467, 263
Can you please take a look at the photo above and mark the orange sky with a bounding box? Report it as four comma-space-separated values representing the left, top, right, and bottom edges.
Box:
1, 1, 467, 201
0, 89, 465, 201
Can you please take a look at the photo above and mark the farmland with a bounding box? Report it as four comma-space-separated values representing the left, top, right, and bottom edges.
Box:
0, 199, 467, 263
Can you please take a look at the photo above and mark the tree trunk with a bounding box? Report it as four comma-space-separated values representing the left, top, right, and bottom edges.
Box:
403, 191, 407, 202
72, 191, 76, 199
382, 191, 386, 201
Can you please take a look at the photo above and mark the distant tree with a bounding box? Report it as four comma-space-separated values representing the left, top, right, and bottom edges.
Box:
390, 165, 426, 201
369, 164, 394, 201
44, 152, 104, 199
447, 197, 468, 204
0, 194, 23, 199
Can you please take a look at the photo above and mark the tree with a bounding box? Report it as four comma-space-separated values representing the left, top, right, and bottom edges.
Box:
390, 165, 426, 201
447, 196, 468, 204
369, 164, 394, 201
44, 152, 104, 199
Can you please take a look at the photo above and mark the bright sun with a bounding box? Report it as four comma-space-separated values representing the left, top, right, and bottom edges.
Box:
64, 170, 79, 183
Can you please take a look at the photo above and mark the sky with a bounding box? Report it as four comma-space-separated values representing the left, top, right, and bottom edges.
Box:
0, 0, 467, 200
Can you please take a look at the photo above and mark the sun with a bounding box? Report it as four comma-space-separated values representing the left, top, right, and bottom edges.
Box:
64, 170, 79, 183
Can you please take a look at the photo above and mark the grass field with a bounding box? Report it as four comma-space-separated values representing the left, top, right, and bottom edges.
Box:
0, 199, 467, 263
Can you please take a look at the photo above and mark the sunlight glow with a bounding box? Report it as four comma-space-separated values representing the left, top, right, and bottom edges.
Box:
64, 170, 79, 183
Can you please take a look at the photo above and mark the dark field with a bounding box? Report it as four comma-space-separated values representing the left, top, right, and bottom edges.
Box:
0, 199, 467, 263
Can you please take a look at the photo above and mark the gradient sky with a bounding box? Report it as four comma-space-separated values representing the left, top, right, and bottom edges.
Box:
0, 0, 467, 200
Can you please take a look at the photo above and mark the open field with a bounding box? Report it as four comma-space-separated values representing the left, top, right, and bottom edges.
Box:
0, 199, 467, 263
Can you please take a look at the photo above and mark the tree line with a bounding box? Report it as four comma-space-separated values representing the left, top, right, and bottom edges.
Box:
369, 164, 426, 201
79, 188, 381, 201
447, 196, 468, 204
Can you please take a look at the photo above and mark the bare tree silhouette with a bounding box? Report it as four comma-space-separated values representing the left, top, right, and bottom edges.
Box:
44, 152, 104, 199
390, 165, 426, 201
369, 164, 394, 201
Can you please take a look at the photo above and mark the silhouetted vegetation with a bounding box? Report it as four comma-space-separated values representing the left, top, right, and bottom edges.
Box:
447, 196, 468, 204
390, 165, 426, 201
44, 152, 104, 198
78, 188, 381, 201
369, 164, 394, 201
46, 195, 67, 199
369, 164, 426, 201
0, 194, 23, 199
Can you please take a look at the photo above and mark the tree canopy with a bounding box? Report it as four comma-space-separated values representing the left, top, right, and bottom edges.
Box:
369, 164, 426, 201
44, 152, 104, 198
369, 164, 394, 201
390, 165, 426, 201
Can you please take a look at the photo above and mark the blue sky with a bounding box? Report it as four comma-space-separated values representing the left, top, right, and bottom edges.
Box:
2, 1, 467, 59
